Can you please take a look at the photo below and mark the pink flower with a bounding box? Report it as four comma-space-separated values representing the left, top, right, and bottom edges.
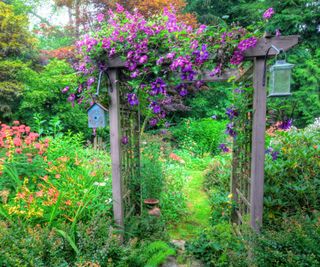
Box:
196, 25, 207, 34
61, 86, 69, 93
275, 29, 281, 37
13, 137, 22, 147
263, 8, 274, 20
116, 3, 124, 13
13, 121, 20, 125
97, 13, 105, 23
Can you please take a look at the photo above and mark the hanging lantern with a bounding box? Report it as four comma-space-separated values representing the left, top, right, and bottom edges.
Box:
268, 59, 294, 97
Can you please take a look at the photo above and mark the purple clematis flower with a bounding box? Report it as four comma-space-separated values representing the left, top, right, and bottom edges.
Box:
219, 143, 230, 153
271, 151, 279, 160
87, 77, 95, 86
151, 78, 166, 95
279, 119, 293, 131
127, 93, 139, 106
226, 122, 236, 137
150, 102, 161, 114
230, 51, 244, 65
226, 106, 239, 120
149, 118, 158, 127
193, 44, 209, 64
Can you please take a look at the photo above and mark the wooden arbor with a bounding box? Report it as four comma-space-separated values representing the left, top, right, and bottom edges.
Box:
106, 36, 299, 233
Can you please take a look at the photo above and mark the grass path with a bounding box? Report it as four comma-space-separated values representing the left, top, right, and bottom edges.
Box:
168, 169, 211, 240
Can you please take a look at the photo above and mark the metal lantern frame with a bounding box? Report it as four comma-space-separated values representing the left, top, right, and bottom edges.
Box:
264, 45, 295, 97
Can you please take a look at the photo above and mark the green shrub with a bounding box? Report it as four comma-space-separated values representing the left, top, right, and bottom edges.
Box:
0, 221, 71, 267
171, 118, 227, 156
203, 154, 231, 193
125, 240, 175, 267
186, 223, 246, 267
264, 122, 320, 225
251, 216, 320, 267
140, 136, 164, 200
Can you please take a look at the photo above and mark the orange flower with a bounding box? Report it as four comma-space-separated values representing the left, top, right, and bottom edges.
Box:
65, 200, 72, 206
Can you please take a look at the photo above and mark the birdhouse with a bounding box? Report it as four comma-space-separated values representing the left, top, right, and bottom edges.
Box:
87, 103, 108, 128
268, 60, 294, 97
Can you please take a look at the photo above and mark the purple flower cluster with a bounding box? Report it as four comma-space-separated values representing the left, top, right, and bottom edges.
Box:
237, 37, 257, 52
230, 51, 245, 65
171, 56, 197, 81
263, 8, 275, 20
68, 4, 257, 127
193, 44, 209, 64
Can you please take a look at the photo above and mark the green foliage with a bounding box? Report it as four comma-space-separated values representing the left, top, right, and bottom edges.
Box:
0, 2, 36, 58
186, 223, 245, 267
251, 216, 320, 266
0, 222, 71, 267
161, 161, 188, 222
268, 48, 320, 128
18, 59, 91, 137
183, 84, 233, 119
140, 137, 164, 200
203, 154, 231, 193
0, 60, 28, 120
264, 122, 320, 224
76, 213, 126, 266
126, 241, 176, 267
171, 118, 227, 156
209, 191, 233, 226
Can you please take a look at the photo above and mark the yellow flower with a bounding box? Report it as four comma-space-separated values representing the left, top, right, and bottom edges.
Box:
228, 193, 233, 199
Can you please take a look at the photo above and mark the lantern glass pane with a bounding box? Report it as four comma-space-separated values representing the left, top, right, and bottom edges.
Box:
268, 61, 294, 97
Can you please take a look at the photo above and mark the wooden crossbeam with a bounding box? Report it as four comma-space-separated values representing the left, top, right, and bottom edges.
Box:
244, 35, 299, 58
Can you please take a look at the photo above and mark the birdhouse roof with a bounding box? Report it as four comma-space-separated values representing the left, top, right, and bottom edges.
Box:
87, 102, 108, 112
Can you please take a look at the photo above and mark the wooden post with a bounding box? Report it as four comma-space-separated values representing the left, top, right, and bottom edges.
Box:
108, 69, 124, 232
250, 57, 266, 232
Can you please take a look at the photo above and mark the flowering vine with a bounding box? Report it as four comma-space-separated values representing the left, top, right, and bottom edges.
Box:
63, 4, 278, 127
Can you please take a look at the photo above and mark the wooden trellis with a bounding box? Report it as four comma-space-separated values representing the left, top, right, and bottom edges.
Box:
106, 36, 299, 234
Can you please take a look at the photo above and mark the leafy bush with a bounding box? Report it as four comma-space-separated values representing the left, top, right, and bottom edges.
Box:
209, 190, 233, 226
125, 240, 175, 267
251, 215, 320, 267
0, 221, 71, 267
203, 154, 231, 193
264, 121, 320, 225
171, 118, 227, 156
17, 59, 91, 138
140, 137, 164, 200
186, 223, 245, 267
0, 125, 112, 226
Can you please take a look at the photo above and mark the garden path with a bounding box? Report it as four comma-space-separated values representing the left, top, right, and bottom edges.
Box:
168, 167, 211, 240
